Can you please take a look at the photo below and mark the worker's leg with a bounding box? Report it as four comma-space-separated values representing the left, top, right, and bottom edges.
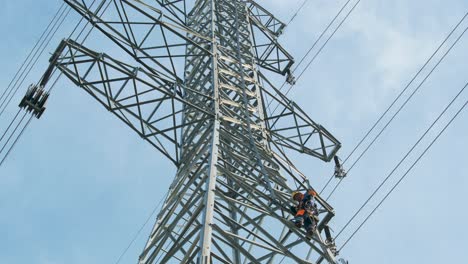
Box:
304, 216, 312, 231
292, 215, 304, 227
304, 214, 317, 236
291, 209, 305, 227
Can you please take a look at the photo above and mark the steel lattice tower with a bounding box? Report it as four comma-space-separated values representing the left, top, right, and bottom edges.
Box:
30, 0, 344, 263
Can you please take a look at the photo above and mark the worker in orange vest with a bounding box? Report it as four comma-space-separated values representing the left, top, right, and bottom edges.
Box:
291, 189, 319, 237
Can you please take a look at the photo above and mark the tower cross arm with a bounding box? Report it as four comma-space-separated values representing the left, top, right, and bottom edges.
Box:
246, 0, 286, 37
259, 72, 341, 162
64, 0, 212, 82
246, 1, 294, 75
48, 39, 214, 166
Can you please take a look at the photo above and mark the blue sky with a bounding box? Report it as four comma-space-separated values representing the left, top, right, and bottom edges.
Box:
1, 0, 467, 263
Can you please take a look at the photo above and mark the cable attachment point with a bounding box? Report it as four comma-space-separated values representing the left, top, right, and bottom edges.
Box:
19, 84, 49, 119
324, 225, 339, 256
286, 69, 296, 85
333, 156, 347, 179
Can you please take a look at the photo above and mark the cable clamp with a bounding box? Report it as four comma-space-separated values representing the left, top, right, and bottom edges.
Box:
18, 84, 49, 119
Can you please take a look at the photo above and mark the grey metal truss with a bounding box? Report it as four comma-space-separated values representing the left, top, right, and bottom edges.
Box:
36, 0, 343, 263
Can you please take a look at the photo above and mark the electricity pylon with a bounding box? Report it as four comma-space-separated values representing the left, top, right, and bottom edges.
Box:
29, 0, 344, 263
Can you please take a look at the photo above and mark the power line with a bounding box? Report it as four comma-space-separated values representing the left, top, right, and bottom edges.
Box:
46, 0, 104, 94
0, 116, 33, 167
323, 12, 468, 200
114, 191, 169, 264
0, 109, 21, 143
286, 0, 310, 26
0, 0, 104, 167
291, 0, 353, 75
321, 11, 468, 194
0, 3, 66, 104
339, 96, 468, 251
269, 0, 361, 115
292, 0, 361, 86
0, 0, 101, 118
266, 0, 361, 138
335, 80, 468, 241
0, 0, 129, 254
0, 4, 69, 110
0, 112, 28, 157
0, 0, 102, 118
0, 76, 63, 166
0, 5, 71, 117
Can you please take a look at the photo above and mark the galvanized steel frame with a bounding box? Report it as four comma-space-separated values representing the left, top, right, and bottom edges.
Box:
44, 0, 343, 263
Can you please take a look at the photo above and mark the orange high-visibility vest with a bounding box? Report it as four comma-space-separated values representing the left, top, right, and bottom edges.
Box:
295, 209, 305, 217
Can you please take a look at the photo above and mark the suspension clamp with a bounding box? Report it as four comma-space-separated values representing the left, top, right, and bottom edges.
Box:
286, 70, 296, 85
333, 155, 347, 179
19, 84, 49, 119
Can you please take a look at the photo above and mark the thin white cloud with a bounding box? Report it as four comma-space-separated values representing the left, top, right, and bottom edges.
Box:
337, 1, 445, 117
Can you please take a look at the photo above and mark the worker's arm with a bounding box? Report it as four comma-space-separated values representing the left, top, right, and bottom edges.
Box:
290, 206, 298, 215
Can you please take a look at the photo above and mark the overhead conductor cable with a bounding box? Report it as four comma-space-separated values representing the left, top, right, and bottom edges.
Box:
339, 82, 468, 251
323, 11, 468, 200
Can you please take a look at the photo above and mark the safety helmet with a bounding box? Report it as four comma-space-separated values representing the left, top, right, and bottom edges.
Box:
292, 191, 302, 200
307, 190, 317, 197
